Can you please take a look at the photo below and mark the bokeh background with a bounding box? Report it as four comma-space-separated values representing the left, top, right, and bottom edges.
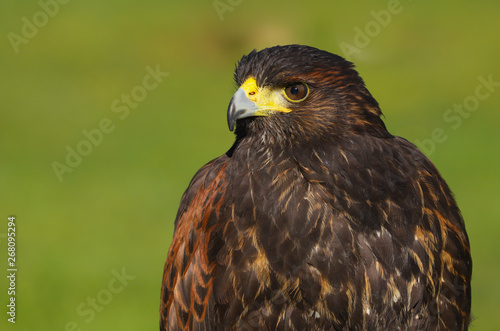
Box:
1, 1, 499, 329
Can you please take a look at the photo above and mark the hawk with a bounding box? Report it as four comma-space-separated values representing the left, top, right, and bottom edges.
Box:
160, 45, 471, 330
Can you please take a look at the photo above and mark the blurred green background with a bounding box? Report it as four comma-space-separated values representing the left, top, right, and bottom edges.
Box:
1, 0, 499, 330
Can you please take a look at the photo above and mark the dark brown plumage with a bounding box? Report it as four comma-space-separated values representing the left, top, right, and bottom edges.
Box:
160, 45, 471, 330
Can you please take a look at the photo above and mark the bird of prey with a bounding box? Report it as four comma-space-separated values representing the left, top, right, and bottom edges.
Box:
160, 45, 471, 330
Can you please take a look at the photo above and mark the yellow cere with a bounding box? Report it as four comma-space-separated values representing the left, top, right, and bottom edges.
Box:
240, 77, 293, 115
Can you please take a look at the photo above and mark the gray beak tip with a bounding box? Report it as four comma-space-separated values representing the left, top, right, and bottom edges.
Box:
227, 98, 236, 131
226, 88, 258, 132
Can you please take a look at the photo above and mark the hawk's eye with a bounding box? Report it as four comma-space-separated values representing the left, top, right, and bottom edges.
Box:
283, 83, 309, 102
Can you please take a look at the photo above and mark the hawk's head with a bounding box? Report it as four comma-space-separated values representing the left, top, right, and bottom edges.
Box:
227, 45, 391, 144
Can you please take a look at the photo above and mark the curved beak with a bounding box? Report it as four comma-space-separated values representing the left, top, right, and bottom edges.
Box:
227, 88, 259, 131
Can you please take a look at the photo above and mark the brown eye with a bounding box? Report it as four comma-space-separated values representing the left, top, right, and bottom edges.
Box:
284, 83, 309, 102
